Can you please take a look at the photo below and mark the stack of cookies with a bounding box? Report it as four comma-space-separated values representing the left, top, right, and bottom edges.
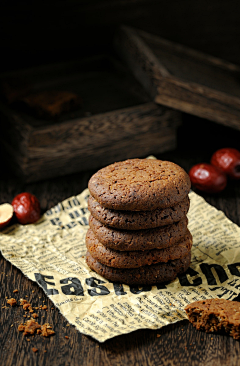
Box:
86, 158, 192, 285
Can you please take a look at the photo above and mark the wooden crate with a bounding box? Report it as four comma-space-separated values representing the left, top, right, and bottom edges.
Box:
115, 26, 240, 130
0, 55, 181, 182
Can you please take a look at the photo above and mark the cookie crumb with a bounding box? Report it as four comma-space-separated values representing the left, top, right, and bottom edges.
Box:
41, 324, 55, 337
23, 303, 31, 310
65, 336, 69, 339
7, 298, 17, 307
32, 347, 38, 353
19, 319, 41, 336
18, 324, 25, 332
156, 334, 161, 338
20, 299, 28, 306
13, 289, 18, 293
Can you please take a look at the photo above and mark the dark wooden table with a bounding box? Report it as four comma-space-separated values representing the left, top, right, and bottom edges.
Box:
1, 116, 240, 366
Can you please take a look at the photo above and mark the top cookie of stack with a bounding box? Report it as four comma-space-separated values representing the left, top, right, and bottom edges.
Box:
86, 158, 192, 285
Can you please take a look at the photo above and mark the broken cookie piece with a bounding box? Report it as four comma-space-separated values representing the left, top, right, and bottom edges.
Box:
185, 298, 240, 339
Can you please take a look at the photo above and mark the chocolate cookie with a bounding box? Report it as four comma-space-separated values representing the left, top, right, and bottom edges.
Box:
86, 251, 191, 285
88, 159, 191, 211
185, 299, 240, 340
88, 195, 190, 230
86, 228, 192, 268
89, 215, 188, 251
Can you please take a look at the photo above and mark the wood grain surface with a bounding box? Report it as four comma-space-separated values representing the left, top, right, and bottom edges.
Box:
1, 117, 240, 365
115, 26, 240, 130
0, 55, 181, 183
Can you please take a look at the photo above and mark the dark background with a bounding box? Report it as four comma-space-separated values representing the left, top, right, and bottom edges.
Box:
1, 0, 240, 73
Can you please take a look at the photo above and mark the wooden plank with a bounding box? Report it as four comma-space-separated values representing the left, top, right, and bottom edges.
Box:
0, 54, 181, 182
115, 26, 240, 130
2, 102, 181, 182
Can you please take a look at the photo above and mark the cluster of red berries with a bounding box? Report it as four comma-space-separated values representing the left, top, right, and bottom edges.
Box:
189, 148, 240, 193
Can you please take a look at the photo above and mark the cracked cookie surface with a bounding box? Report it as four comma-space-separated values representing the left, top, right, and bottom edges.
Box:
185, 299, 240, 339
88, 159, 191, 211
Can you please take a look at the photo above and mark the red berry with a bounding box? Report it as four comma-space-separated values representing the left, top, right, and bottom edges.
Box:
11, 192, 41, 224
211, 148, 240, 180
189, 163, 227, 193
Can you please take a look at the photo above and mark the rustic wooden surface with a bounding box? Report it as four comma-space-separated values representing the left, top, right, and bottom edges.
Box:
115, 26, 240, 130
0, 55, 181, 182
1, 117, 240, 365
